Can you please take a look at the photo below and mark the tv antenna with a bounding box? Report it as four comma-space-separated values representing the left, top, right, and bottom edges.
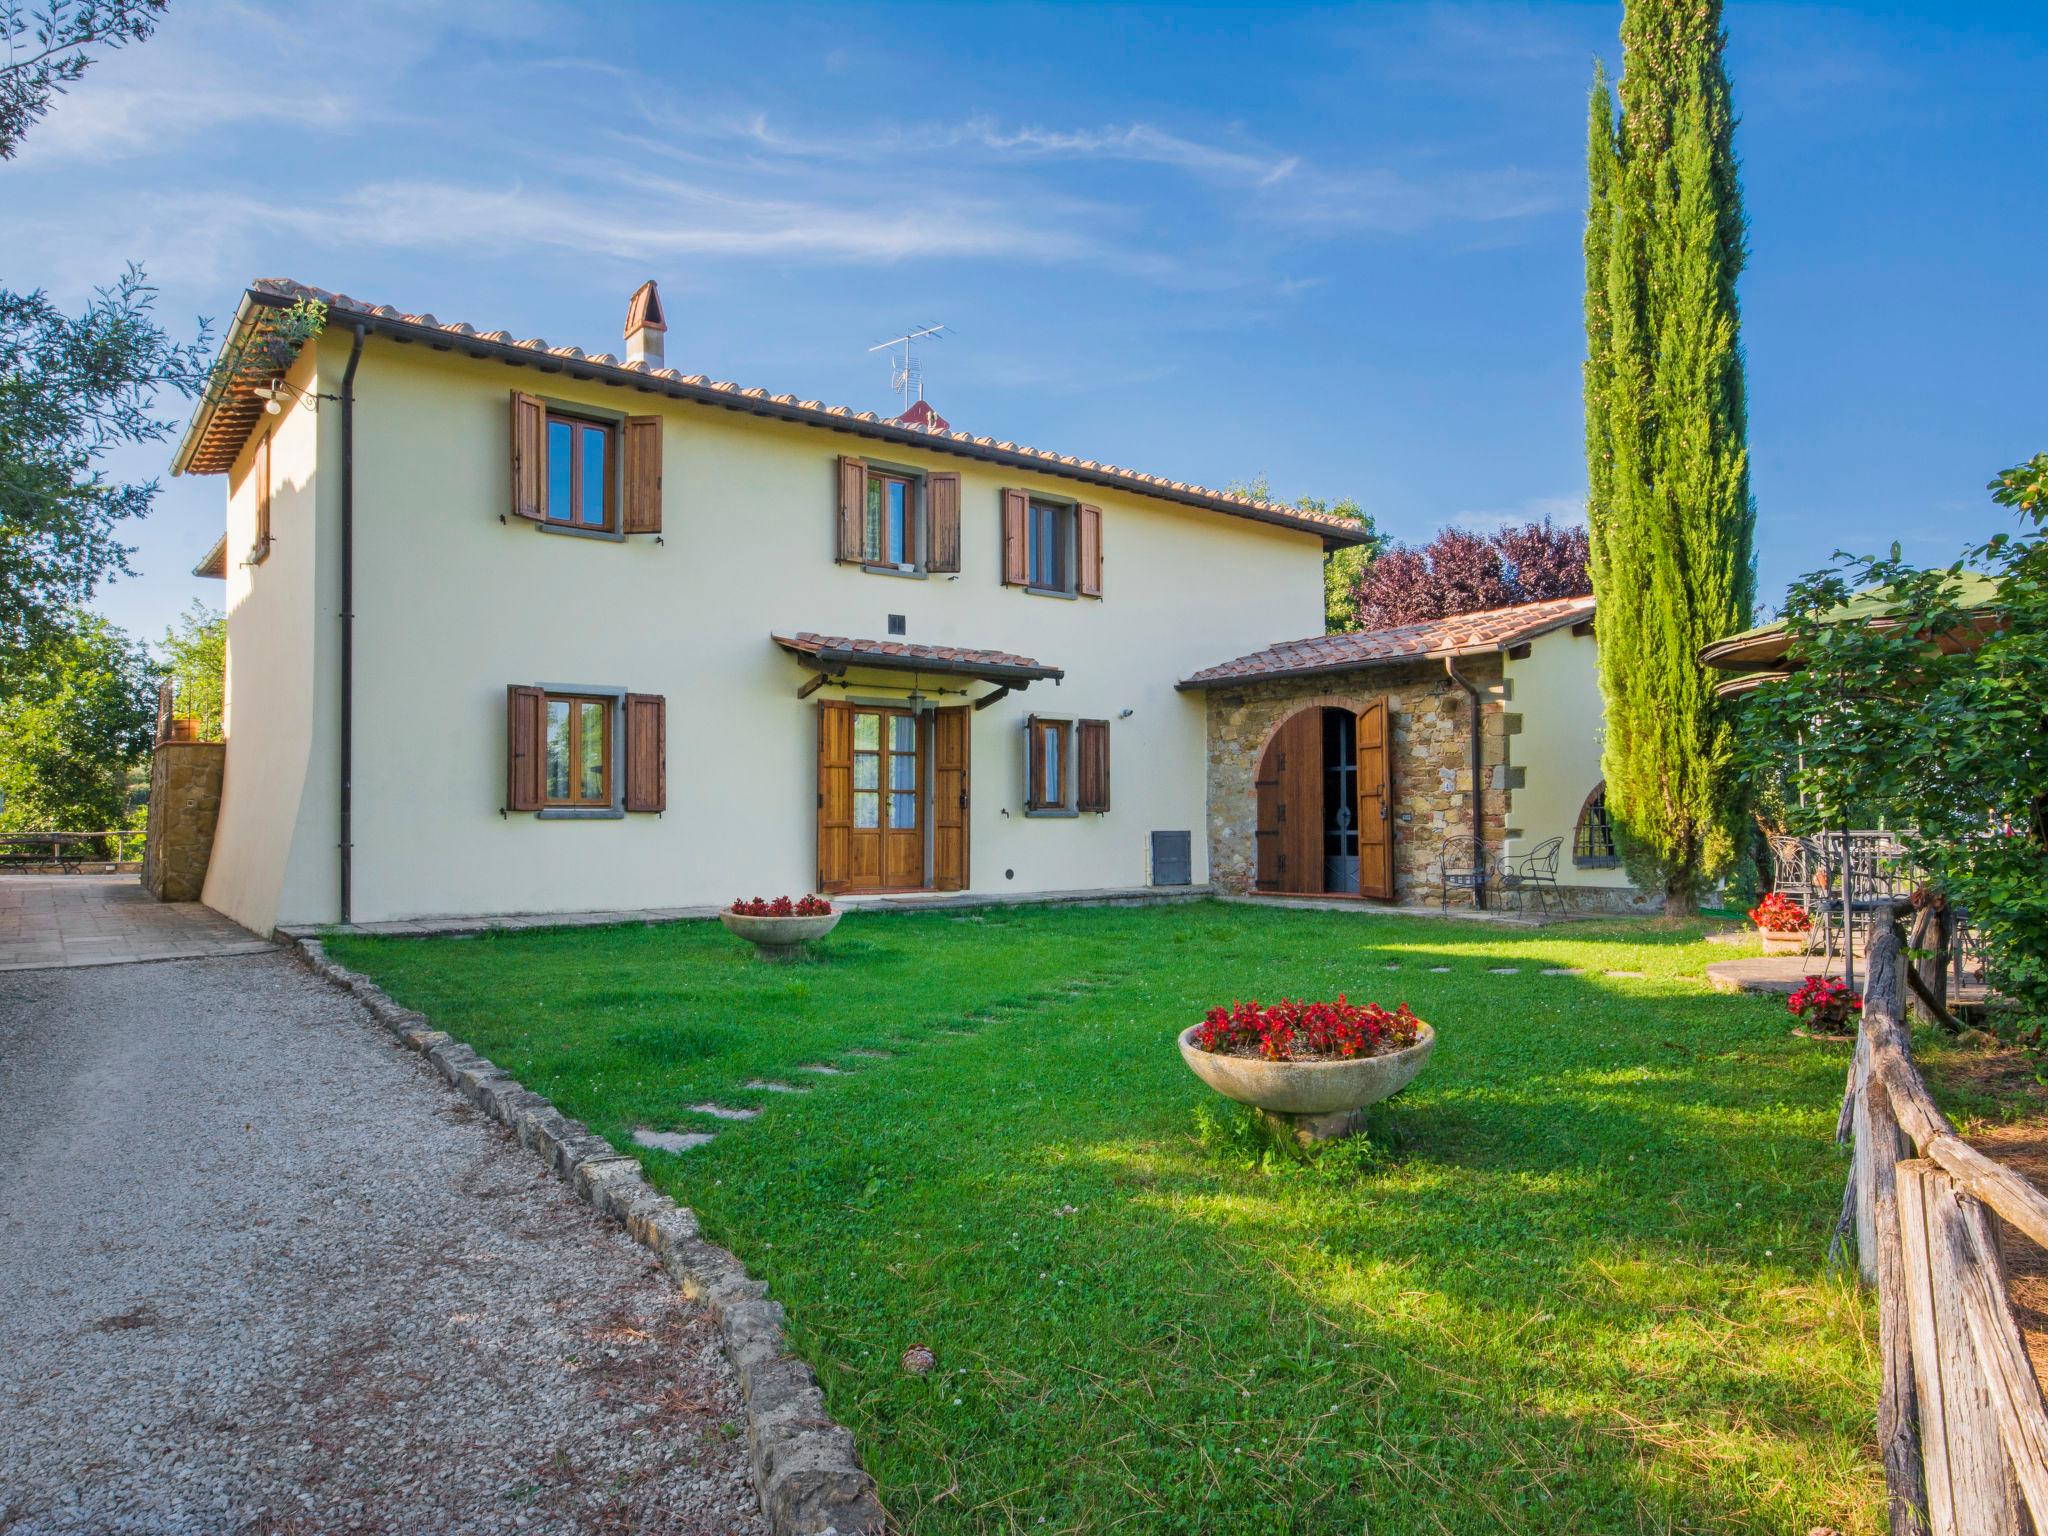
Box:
869, 324, 946, 414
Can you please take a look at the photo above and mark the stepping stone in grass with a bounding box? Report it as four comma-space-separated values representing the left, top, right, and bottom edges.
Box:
1605, 969, 1646, 979
843, 1049, 891, 1059
687, 1102, 759, 1121
745, 1079, 809, 1094
1541, 968, 1584, 977
634, 1128, 714, 1154
1383, 963, 1401, 970
799, 1063, 844, 1075
1428, 966, 1453, 973
1488, 967, 1521, 975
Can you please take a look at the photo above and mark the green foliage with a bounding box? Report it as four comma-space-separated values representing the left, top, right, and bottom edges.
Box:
1742, 454, 2048, 1035
336, 903, 1888, 1530
1227, 475, 1378, 632
1583, 2, 1756, 915
1193, 1098, 1397, 1179
158, 601, 225, 741
0, 610, 156, 833
0, 0, 164, 158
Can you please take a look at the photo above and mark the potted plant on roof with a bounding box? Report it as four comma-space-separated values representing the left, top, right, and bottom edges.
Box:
1748, 891, 1813, 956
721, 895, 840, 961
1178, 996, 1435, 1144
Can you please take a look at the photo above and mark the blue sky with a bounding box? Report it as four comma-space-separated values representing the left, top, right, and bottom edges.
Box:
9, 0, 2043, 648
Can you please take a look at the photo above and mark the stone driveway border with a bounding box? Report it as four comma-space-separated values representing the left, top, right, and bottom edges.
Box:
293, 936, 886, 1536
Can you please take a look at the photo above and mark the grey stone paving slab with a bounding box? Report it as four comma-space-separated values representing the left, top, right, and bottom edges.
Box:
0, 874, 270, 971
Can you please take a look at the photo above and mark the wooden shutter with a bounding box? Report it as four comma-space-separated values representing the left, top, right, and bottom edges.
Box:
623, 693, 666, 811
837, 456, 867, 563
1001, 489, 1030, 586
621, 417, 662, 534
1024, 714, 1044, 809
934, 706, 970, 890
510, 392, 548, 522
1356, 697, 1393, 898
1077, 719, 1110, 813
1255, 708, 1321, 892
817, 701, 854, 891
927, 473, 961, 573
1078, 503, 1103, 597
254, 431, 272, 552
506, 685, 546, 811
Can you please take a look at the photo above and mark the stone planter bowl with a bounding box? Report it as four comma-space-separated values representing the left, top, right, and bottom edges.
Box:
1178, 1022, 1435, 1141
720, 909, 841, 960
1758, 928, 1810, 956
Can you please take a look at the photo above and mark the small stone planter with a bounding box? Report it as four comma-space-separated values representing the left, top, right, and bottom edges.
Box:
1178, 1023, 1436, 1143
1758, 928, 1810, 957
720, 910, 841, 961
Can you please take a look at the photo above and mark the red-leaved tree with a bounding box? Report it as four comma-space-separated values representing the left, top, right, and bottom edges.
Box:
1354, 518, 1590, 630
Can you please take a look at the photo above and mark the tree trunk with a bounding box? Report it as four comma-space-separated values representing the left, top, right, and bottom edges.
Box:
1664, 880, 1698, 919
1908, 892, 1952, 1026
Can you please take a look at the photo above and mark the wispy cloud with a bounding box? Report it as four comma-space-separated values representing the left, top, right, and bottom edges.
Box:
1439, 493, 1587, 535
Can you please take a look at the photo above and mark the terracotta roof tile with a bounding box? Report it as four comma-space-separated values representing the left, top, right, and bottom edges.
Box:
773, 632, 1064, 683
171, 280, 1368, 547
1179, 594, 1596, 688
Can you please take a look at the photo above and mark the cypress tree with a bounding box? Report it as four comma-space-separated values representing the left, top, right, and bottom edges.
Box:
1583, 0, 1755, 915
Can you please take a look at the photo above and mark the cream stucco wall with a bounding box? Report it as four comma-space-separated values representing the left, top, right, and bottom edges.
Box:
1501, 624, 1635, 893
201, 340, 340, 934
224, 331, 1327, 926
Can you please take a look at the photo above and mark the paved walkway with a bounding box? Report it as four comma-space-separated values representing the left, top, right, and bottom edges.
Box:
0, 874, 272, 971
1705, 949, 1991, 1004
0, 950, 762, 1535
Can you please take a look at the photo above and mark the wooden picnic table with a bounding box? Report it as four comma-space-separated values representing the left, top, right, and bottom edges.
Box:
0, 831, 135, 872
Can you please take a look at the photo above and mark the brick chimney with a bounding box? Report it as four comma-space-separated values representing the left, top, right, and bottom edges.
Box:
624, 280, 665, 367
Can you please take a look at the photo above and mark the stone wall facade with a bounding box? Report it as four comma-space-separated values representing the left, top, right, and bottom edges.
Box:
143, 741, 225, 902
1202, 657, 1510, 908
1202, 658, 1658, 913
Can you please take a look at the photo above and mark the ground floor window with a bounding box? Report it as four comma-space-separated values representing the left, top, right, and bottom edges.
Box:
546, 694, 612, 808
1027, 716, 1071, 811
1574, 782, 1618, 866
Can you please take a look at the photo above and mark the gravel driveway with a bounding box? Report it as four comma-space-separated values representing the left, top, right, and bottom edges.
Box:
0, 951, 764, 1536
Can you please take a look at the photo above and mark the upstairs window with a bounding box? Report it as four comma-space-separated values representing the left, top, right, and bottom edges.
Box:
1027, 499, 1071, 592
864, 470, 917, 568
546, 414, 615, 531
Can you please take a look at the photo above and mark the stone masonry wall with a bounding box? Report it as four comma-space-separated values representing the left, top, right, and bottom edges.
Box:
144, 740, 225, 902
1203, 657, 1510, 907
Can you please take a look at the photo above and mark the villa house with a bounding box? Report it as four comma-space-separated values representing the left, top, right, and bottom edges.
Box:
173, 277, 1641, 933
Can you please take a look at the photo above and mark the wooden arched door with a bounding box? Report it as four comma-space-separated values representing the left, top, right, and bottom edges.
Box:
1254, 700, 1393, 898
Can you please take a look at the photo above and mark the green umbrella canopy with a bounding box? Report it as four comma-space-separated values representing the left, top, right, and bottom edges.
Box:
1699, 570, 2003, 692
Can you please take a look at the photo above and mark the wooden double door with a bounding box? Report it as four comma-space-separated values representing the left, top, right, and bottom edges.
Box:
817, 701, 969, 894
1255, 700, 1393, 898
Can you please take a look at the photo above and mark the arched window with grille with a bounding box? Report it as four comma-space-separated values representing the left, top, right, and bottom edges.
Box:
1573, 783, 1618, 868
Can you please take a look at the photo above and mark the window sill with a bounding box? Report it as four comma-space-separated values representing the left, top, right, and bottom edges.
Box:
536, 520, 626, 543
1022, 585, 1077, 601
537, 806, 626, 820
1573, 855, 1621, 870
1024, 806, 1080, 819
861, 563, 926, 580
244, 539, 272, 567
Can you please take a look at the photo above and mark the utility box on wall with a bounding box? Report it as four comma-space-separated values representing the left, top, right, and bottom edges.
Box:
143, 740, 225, 901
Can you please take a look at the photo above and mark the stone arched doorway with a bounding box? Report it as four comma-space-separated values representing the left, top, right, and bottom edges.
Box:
1254, 699, 1393, 898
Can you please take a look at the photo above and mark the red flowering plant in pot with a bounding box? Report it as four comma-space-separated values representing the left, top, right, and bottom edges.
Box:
1748, 891, 1813, 954
1788, 975, 1863, 1037
1178, 995, 1435, 1144
719, 894, 839, 960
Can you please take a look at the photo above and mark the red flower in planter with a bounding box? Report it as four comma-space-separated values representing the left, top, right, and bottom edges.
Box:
1194, 995, 1424, 1061
1788, 975, 1862, 1035
1749, 892, 1812, 934
728, 894, 835, 917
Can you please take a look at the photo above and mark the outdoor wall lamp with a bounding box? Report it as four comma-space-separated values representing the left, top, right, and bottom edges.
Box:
251, 379, 337, 415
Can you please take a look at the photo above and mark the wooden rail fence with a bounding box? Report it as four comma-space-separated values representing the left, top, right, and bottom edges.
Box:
1845, 924, 2048, 1532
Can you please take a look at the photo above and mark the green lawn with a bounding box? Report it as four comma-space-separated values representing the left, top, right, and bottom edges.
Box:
330, 902, 1890, 1534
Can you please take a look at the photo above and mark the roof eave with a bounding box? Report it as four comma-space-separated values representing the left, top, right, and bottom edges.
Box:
169, 290, 269, 479
227, 287, 1365, 542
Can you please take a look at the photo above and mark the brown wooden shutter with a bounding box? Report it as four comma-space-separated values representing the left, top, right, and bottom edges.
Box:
506, 685, 546, 811
1024, 715, 1047, 810
1077, 503, 1103, 597
254, 431, 272, 552
510, 392, 548, 522
1356, 698, 1392, 898
1077, 719, 1110, 813
927, 473, 961, 573
817, 701, 854, 891
933, 705, 970, 890
623, 693, 666, 811
837, 456, 867, 563
1002, 489, 1030, 586
621, 417, 662, 534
